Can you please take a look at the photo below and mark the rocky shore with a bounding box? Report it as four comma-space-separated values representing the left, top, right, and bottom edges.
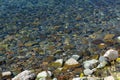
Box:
0, 0, 120, 80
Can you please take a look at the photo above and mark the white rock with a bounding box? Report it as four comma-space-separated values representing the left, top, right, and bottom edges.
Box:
2, 71, 12, 77
104, 76, 114, 80
83, 69, 93, 75
71, 55, 80, 60
65, 58, 79, 65
37, 71, 52, 79
12, 70, 35, 80
83, 59, 98, 69
55, 59, 63, 65
104, 49, 118, 61
97, 61, 107, 69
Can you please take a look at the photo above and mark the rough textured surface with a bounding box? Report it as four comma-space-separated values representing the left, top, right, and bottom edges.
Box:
0, 0, 120, 79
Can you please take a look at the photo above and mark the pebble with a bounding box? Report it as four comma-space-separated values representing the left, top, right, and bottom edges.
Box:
83, 59, 98, 69
71, 55, 80, 60
104, 49, 118, 61
65, 58, 79, 65
12, 70, 36, 80
83, 68, 94, 75
2, 71, 12, 77
36, 71, 52, 80
97, 61, 107, 69
55, 59, 63, 65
